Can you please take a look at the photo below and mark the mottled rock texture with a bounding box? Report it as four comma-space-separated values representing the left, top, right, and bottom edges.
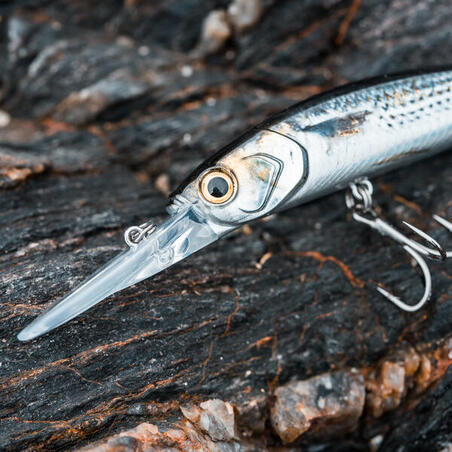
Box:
271, 370, 366, 443
0, 0, 451, 451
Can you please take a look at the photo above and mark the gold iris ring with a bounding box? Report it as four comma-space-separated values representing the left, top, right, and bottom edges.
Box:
199, 168, 237, 204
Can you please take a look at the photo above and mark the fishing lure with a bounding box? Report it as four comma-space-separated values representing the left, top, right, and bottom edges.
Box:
18, 68, 452, 341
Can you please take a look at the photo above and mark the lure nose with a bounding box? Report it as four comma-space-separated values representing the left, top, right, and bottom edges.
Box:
17, 208, 230, 341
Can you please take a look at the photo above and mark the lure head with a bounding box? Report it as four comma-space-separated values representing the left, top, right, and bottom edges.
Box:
168, 129, 307, 229
17, 129, 307, 341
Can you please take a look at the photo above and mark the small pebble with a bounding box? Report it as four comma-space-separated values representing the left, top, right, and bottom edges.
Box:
369, 434, 384, 452
116, 36, 134, 48
155, 174, 171, 196
138, 46, 150, 56
227, 0, 263, 34
183, 132, 192, 144
181, 65, 193, 77
0, 110, 11, 128
196, 10, 231, 56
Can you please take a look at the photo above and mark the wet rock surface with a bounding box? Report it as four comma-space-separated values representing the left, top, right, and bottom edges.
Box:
76, 341, 451, 451
0, 0, 451, 450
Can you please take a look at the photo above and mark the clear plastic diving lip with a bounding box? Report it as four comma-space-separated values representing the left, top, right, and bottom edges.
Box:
17, 208, 228, 341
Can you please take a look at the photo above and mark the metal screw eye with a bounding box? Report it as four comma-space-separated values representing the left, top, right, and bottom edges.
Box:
124, 222, 156, 247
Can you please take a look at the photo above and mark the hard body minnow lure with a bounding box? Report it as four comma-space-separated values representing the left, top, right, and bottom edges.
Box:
18, 68, 452, 341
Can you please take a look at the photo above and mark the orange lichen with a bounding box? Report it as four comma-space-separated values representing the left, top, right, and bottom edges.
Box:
335, 0, 362, 45
255, 251, 273, 270
246, 335, 273, 351
41, 118, 75, 135
378, 183, 424, 215
285, 250, 365, 288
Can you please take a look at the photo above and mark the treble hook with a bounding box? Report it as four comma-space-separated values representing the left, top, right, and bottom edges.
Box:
346, 179, 451, 312
433, 214, 452, 245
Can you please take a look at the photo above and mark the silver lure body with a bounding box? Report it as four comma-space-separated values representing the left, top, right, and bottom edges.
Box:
266, 69, 452, 208
18, 68, 452, 341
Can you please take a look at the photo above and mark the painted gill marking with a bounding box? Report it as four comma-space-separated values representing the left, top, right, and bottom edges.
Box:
239, 153, 283, 213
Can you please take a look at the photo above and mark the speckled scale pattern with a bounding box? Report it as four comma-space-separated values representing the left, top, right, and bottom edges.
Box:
293, 70, 452, 129
267, 69, 452, 205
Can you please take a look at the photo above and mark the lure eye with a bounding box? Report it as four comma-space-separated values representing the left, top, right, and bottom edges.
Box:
199, 168, 236, 204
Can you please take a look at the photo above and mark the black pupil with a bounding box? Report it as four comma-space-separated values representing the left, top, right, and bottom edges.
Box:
207, 176, 229, 198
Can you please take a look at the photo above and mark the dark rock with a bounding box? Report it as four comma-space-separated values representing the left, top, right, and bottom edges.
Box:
0, 0, 451, 451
